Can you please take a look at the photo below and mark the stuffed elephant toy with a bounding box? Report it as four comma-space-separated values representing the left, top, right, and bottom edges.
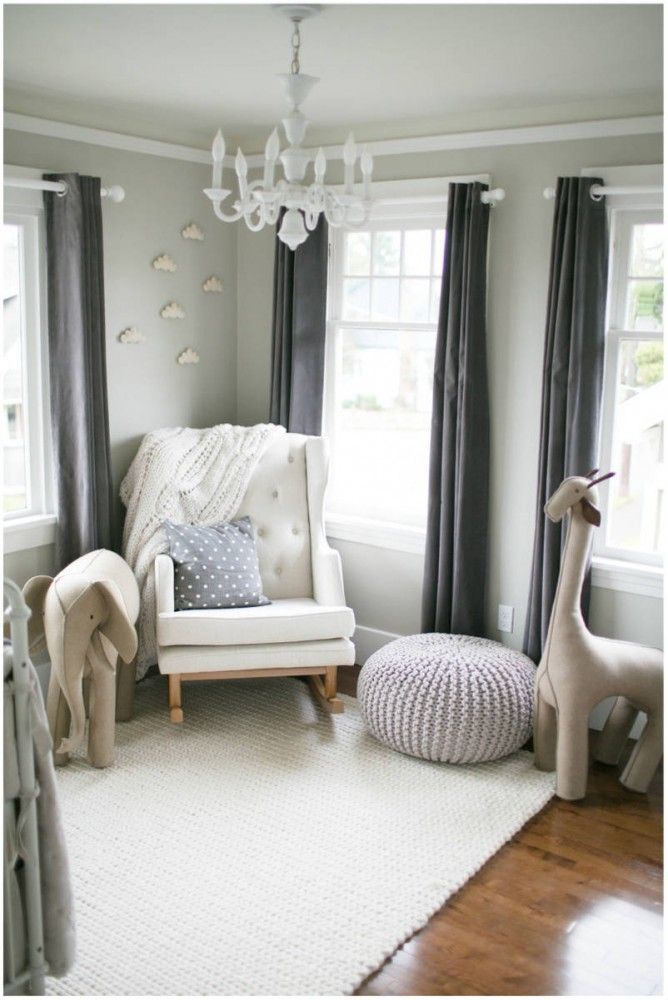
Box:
22, 550, 140, 768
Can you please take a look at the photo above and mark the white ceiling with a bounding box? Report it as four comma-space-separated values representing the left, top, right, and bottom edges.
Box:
4, 3, 663, 149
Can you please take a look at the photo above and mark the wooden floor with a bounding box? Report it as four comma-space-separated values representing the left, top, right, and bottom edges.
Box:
337, 665, 663, 997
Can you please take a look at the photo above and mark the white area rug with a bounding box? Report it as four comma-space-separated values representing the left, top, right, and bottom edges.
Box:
48, 676, 554, 996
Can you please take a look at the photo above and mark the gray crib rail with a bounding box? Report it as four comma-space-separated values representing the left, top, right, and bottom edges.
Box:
4, 579, 46, 995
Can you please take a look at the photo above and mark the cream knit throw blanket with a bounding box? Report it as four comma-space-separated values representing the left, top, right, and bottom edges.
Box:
120, 423, 284, 677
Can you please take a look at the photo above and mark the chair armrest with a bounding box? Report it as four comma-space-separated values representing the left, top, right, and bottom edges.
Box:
155, 554, 175, 614
311, 538, 347, 607
306, 437, 348, 608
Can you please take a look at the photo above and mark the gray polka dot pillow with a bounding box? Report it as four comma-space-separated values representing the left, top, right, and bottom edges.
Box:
163, 517, 270, 611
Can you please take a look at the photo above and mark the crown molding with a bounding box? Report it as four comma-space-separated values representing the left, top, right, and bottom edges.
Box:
5, 111, 663, 169
4, 112, 219, 165
243, 114, 664, 167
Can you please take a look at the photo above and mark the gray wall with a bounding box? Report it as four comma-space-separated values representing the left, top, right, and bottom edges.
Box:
4, 129, 238, 583
235, 131, 664, 654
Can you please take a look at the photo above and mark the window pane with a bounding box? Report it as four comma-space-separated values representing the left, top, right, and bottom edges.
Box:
371, 278, 399, 321
429, 280, 441, 323
432, 229, 445, 275
625, 279, 663, 331
629, 223, 663, 277
400, 278, 430, 322
372, 231, 400, 275
403, 230, 432, 276
329, 327, 436, 525
3, 224, 28, 514
607, 339, 664, 554
342, 278, 370, 320
344, 231, 370, 275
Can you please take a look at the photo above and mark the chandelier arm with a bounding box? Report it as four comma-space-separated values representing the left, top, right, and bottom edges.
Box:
241, 203, 268, 232
212, 201, 244, 223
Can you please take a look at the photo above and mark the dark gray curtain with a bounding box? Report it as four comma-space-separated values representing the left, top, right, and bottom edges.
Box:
270, 214, 328, 435
421, 182, 491, 636
44, 172, 114, 567
523, 176, 609, 663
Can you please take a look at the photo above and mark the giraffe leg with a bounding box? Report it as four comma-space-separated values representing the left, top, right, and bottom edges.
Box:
595, 696, 639, 765
533, 688, 557, 772
555, 702, 591, 801
620, 709, 663, 793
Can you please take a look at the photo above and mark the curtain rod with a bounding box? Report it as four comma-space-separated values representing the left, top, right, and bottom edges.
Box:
374, 187, 506, 207
4, 176, 125, 202
543, 183, 662, 201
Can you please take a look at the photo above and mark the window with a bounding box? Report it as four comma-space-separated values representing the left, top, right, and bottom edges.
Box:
325, 211, 445, 535
3, 182, 53, 546
597, 209, 664, 566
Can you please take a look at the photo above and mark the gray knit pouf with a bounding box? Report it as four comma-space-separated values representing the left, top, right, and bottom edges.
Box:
358, 633, 536, 763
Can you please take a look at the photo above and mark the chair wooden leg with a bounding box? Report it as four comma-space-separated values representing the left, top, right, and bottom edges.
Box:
308, 667, 344, 714
169, 674, 183, 723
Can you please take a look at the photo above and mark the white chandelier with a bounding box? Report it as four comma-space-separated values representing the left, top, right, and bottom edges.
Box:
204, 5, 373, 250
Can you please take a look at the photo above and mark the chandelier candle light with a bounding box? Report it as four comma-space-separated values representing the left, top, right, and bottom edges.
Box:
204, 5, 373, 250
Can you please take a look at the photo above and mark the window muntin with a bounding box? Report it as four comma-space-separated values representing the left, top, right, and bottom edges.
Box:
598, 211, 664, 564
326, 219, 445, 528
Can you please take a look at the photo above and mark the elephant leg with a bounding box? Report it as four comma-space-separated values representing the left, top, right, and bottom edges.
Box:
533, 689, 557, 772
620, 710, 663, 794
115, 657, 136, 722
87, 635, 117, 768
595, 697, 638, 765
82, 675, 91, 718
46, 672, 71, 767
555, 702, 590, 801
88, 672, 117, 770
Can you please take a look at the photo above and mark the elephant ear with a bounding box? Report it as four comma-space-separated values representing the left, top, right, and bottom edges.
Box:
94, 581, 138, 664
21, 575, 54, 655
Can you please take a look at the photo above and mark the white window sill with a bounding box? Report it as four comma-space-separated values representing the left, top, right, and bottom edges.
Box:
591, 556, 663, 599
326, 514, 426, 555
3, 514, 57, 554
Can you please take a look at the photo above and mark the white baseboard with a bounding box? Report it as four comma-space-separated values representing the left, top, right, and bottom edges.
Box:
353, 625, 402, 665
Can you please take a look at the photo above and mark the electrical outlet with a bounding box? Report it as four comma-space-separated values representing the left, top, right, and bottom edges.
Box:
497, 604, 514, 633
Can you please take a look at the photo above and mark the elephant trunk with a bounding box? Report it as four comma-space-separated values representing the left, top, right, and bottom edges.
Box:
44, 581, 97, 756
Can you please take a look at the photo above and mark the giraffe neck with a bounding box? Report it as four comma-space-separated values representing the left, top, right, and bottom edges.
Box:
551, 505, 593, 627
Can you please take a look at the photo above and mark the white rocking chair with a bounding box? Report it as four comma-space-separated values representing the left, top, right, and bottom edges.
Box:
154, 433, 355, 721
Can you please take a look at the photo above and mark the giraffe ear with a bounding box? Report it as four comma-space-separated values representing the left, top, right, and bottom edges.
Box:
581, 497, 601, 526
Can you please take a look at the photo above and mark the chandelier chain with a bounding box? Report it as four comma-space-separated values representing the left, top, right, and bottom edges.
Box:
290, 19, 301, 74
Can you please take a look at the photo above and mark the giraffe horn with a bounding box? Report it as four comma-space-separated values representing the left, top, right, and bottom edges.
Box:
588, 471, 615, 488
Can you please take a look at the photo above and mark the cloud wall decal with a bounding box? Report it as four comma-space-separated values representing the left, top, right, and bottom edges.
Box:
160, 301, 186, 320
153, 253, 177, 272
181, 222, 204, 241
118, 326, 145, 344
178, 347, 200, 365
202, 275, 223, 293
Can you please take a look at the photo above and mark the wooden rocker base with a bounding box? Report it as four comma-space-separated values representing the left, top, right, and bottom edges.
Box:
308, 670, 344, 714
166, 666, 344, 721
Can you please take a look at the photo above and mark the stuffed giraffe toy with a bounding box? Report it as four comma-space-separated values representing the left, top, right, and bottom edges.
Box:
534, 470, 663, 800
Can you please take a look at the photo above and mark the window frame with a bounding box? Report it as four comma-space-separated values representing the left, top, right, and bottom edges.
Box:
3, 171, 55, 553
594, 205, 664, 570
323, 175, 488, 552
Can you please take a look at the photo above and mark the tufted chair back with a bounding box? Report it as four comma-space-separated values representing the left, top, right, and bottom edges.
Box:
235, 432, 318, 601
